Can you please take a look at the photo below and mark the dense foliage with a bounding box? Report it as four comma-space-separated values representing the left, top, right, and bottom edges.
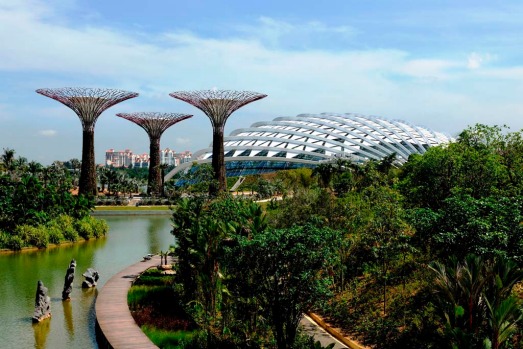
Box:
0, 149, 107, 250
171, 196, 340, 348
163, 124, 523, 349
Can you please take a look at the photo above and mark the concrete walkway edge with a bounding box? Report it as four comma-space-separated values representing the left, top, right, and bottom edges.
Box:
307, 312, 368, 349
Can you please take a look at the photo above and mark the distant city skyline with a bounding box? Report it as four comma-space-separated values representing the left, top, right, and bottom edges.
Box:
104, 148, 192, 168
1, 1, 523, 165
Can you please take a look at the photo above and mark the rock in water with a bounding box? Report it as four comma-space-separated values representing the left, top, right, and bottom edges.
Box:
62, 259, 76, 300
32, 280, 51, 323
82, 268, 99, 288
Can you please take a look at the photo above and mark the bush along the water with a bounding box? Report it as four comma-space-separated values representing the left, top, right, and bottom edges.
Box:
0, 214, 108, 250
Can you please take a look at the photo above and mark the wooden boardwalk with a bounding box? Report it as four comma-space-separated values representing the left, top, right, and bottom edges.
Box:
95, 255, 358, 349
95, 256, 161, 349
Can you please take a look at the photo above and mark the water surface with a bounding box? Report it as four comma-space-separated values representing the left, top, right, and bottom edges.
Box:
0, 215, 174, 349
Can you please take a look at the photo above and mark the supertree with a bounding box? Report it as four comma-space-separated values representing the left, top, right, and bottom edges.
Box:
36, 88, 138, 197
169, 90, 267, 194
116, 112, 192, 196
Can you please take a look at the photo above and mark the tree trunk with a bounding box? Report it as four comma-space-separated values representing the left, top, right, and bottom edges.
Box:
210, 126, 226, 195
79, 128, 97, 197
148, 137, 161, 196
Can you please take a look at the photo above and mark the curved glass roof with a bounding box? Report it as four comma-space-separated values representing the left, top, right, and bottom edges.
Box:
165, 112, 452, 180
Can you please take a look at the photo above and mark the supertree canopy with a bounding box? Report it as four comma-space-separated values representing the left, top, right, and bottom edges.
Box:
36, 87, 138, 196
169, 90, 267, 194
116, 112, 192, 196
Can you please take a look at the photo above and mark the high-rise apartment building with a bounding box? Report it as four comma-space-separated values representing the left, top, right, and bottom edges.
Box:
105, 148, 192, 168
105, 149, 133, 167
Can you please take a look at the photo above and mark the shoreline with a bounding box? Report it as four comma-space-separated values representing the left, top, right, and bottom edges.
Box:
92, 206, 172, 216
92, 210, 172, 216
0, 206, 172, 255
0, 236, 104, 255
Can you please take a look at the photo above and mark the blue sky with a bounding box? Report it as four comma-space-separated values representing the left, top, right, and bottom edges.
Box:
1, 0, 523, 164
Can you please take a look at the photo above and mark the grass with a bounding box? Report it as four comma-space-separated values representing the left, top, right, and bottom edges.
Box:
141, 326, 197, 349
94, 205, 171, 211
128, 268, 197, 348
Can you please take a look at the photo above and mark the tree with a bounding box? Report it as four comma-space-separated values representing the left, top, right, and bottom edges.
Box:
27, 161, 43, 177
312, 162, 335, 189
363, 186, 411, 316
67, 158, 81, 188
430, 254, 523, 349
225, 224, 340, 349
399, 124, 523, 209
412, 194, 523, 262
1, 148, 16, 175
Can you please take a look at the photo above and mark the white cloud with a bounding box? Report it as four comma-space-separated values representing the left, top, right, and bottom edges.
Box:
38, 129, 57, 137
235, 16, 356, 48
467, 52, 494, 69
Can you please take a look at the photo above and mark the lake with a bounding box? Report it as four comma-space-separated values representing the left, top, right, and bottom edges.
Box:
0, 214, 174, 349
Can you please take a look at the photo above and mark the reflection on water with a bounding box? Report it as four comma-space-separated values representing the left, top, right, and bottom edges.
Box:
148, 218, 166, 253
62, 300, 74, 340
0, 215, 174, 349
33, 318, 51, 349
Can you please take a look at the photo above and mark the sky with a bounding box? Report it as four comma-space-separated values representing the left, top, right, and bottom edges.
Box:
1, 0, 523, 165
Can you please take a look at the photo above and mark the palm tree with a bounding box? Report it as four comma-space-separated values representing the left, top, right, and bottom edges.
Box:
160, 163, 169, 197
377, 153, 397, 174
1, 148, 15, 175
69, 158, 81, 188
312, 162, 335, 189
106, 169, 119, 196
97, 167, 109, 193
27, 161, 43, 177
14, 156, 28, 173
430, 254, 523, 348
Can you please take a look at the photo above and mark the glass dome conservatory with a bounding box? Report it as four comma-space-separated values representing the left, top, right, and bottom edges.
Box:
166, 112, 452, 179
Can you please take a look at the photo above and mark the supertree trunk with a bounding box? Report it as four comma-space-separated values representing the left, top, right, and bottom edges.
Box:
211, 126, 226, 194
36, 88, 139, 198
148, 136, 161, 196
169, 90, 267, 195
116, 112, 192, 197
80, 129, 97, 196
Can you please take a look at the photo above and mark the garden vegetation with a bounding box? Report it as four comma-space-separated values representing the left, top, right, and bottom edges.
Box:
150, 124, 523, 349
0, 149, 107, 250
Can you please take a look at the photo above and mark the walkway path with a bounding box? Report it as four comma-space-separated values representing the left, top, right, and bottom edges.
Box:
95, 256, 160, 349
95, 255, 353, 349
301, 315, 348, 348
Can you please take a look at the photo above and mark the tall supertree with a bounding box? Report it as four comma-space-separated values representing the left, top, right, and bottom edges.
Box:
36, 88, 138, 197
169, 90, 267, 194
116, 112, 192, 196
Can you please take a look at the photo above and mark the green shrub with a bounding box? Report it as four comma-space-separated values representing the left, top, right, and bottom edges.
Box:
7, 235, 24, 250
62, 226, 79, 242
75, 216, 108, 239
49, 215, 77, 241
15, 224, 48, 248
0, 231, 10, 249
47, 225, 63, 244
92, 218, 108, 238
75, 217, 94, 240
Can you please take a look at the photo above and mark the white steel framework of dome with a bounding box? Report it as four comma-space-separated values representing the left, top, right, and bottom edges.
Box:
165, 112, 452, 180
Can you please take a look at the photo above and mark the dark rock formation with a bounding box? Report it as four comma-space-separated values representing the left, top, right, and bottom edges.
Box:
62, 259, 76, 300
32, 280, 51, 323
82, 268, 99, 288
